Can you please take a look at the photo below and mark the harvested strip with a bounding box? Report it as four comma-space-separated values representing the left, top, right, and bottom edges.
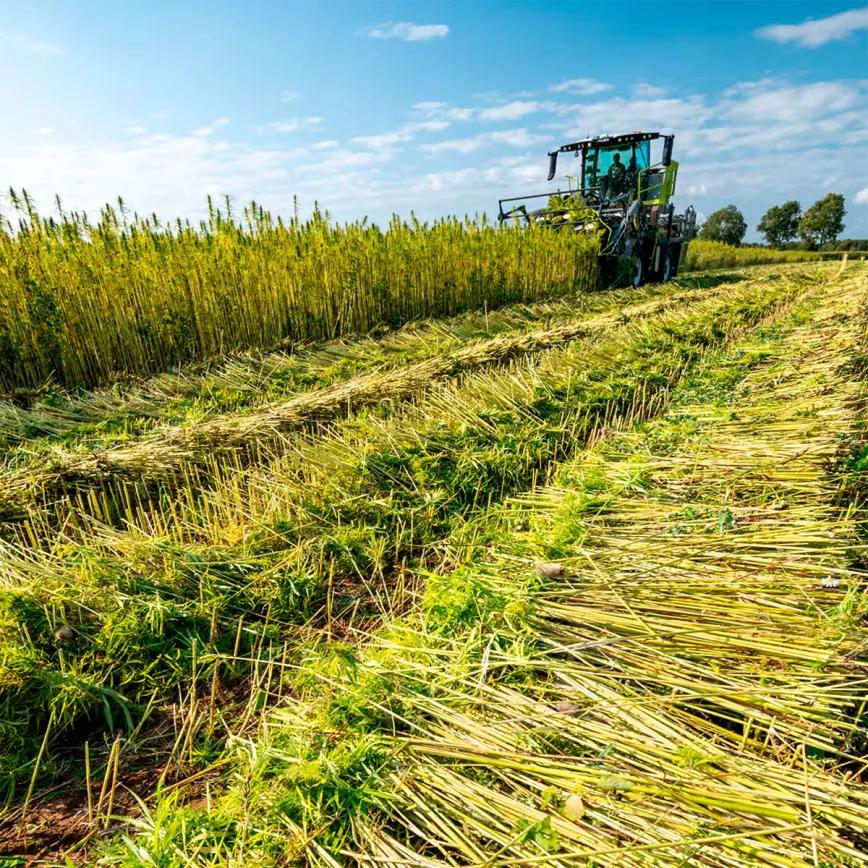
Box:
330, 266, 868, 865
67, 266, 858, 866
0, 270, 807, 789
0, 277, 778, 519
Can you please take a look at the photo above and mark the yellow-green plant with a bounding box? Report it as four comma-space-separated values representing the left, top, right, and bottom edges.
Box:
684, 238, 829, 269
0, 191, 597, 391
88, 262, 868, 866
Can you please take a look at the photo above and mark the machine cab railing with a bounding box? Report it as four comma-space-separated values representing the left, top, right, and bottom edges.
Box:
638, 161, 678, 206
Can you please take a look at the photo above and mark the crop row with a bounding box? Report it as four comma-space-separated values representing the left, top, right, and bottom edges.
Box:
0, 268, 808, 793
684, 238, 840, 269
1, 191, 836, 396
0, 273, 750, 530
97, 263, 867, 865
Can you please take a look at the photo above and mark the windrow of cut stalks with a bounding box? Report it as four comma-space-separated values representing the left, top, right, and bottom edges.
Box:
0, 272, 774, 532
96, 263, 867, 866
0, 288, 661, 449
0, 266, 794, 456
0, 194, 597, 393
0, 267, 810, 797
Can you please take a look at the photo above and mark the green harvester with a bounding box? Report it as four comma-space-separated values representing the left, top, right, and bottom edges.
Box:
498, 131, 697, 287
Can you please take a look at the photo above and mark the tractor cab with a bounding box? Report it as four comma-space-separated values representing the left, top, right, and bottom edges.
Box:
548, 131, 678, 207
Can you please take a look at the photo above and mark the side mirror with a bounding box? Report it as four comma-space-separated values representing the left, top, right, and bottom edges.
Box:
547, 151, 558, 181
662, 136, 674, 166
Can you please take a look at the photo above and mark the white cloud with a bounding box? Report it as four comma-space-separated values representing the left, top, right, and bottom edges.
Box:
264, 116, 324, 133
720, 80, 859, 123
366, 22, 450, 42
488, 129, 548, 147
422, 128, 547, 155
3, 75, 866, 238
479, 101, 541, 121
267, 120, 301, 133
634, 82, 667, 98
351, 120, 449, 149
193, 117, 231, 137
443, 107, 475, 122
0, 132, 296, 222
756, 6, 868, 47
413, 101, 476, 122
422, 136, 485, 155
300, 150, 390, 171
550, 78, 613, 95
554, 94, 710, 144
0, 29, 60, 56
413, 101, 447, 114
412, 155, 542, 197
547, 79, 868, 166
474, 89, 539, 103
415, 99, 559, 124
280, 89, 300, 103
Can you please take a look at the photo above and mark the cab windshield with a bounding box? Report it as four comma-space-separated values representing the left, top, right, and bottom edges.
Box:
582, 141, 650, 191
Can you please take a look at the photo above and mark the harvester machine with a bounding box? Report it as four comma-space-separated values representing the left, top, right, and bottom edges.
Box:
498, 131, 696, 287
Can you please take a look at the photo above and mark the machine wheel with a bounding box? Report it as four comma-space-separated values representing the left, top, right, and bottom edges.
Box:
666, 242, 682, 280
631, 254, 645, 288
661, 248, 673, 282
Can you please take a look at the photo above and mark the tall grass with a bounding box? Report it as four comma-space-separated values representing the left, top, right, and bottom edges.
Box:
0, 191, 597, 392
684, 238, 829, 269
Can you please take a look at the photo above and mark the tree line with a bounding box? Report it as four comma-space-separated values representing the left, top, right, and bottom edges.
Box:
697, 193, 862, 250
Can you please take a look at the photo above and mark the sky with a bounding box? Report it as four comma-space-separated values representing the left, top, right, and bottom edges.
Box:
1, 1, 867, 239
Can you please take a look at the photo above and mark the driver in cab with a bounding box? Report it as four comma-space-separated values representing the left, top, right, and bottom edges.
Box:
606, 152, 627, 197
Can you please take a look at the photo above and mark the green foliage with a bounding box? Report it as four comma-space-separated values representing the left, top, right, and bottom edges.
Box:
698, 205, 747, 246
97, 794, 242, 866
757, 200, 801, 248
422, 564, 520, 635
799, 193, 846, 249
266, 729, 393, 846
515, 815, 561, 851
81, 260, 868, 867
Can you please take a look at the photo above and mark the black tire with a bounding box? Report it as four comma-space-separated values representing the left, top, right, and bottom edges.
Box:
631, 254, 645, 288
666, 242, 682, 280
661, 248, 673, 282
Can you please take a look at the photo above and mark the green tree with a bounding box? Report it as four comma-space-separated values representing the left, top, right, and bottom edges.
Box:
757, 200, 801, 248
699, 205, 747, 247
799, 193, 845, 249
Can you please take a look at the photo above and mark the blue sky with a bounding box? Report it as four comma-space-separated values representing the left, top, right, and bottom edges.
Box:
1, 1, 867, 239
